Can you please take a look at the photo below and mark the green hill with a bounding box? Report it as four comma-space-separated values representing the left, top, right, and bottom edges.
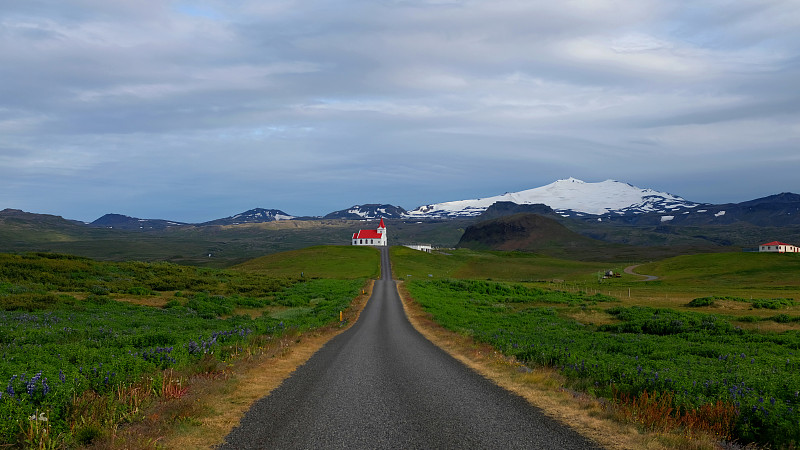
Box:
636, 251, 800, 288
391, 246, 611, 283
234, 245, 381, 279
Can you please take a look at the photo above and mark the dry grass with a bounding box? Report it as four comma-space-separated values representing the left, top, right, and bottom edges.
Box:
99, 281, 374, 449
114, 295, 171, 308
562, 309, 617, 326
395, 281, 728, 450
736, 321, 800, 332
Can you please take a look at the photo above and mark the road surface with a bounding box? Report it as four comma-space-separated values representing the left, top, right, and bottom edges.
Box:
219, 247, 602, 449
624, 264, 659, 281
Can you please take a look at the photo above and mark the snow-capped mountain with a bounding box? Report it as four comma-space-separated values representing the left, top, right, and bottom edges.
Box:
324, 204, 407, 220
405, 178, 702, 219
201, 208, 295, 226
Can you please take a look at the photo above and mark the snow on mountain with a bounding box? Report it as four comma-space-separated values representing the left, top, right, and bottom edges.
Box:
324, 204, 407, 220
200, 208, 295, 226
405, 178, 700, 218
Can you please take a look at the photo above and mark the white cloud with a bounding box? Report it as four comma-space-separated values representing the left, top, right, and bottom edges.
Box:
0, 0, 798, 221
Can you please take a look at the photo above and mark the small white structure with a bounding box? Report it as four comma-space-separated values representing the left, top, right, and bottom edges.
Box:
759, 241, 800, 253
405, 244, 433, 253
352, 218, 387, 246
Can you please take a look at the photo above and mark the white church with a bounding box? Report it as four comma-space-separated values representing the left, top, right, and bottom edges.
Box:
352, 218, 387, 246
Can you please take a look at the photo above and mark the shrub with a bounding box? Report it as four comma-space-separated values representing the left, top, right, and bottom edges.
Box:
687, 297, 716, 307
126, 286, 153, 296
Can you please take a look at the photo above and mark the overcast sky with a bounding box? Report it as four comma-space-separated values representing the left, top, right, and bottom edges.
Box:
2, 0, 799, 222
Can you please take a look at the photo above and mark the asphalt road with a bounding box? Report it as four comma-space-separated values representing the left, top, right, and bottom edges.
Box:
219, 247, 602, 449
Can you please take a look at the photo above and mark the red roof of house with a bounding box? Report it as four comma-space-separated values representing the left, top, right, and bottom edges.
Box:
353, 229, 383, 239
761, 241, 791, 246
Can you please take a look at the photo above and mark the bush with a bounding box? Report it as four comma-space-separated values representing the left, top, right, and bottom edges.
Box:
687, 297, 716, 307
186, 293, 234, 318
0, 293, 65, 311
163, 299, 182, 309
126, 286, 153, 296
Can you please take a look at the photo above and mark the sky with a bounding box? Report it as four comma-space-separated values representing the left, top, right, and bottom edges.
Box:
1, 0, 799, 223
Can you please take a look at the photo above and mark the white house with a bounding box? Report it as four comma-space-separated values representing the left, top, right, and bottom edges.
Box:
405, 244, 432, 253
759, 241, 800, 253
352, 218, 387, 246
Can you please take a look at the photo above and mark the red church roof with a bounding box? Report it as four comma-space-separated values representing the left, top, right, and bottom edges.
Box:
353, 229, 383, 239
353, 218, 386, 240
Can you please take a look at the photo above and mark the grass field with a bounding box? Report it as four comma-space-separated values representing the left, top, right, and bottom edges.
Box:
396, 247, 800, 446
391, 246, 616, 282
234, 245, 381, 279
4, 240, 800, 447
393, 247, 800, 326
0, 247, 378, 448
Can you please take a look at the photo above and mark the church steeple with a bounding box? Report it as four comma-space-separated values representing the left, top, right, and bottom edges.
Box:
377, 218, 387, 245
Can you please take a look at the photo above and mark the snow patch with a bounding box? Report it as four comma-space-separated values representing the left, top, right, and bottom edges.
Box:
715, 211, 726, 217
661, 216, 674, 222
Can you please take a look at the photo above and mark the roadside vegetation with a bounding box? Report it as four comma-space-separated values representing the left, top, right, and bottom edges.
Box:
4, 241, 800, 448
394, 247, 800, 447
0, 248, 376, 448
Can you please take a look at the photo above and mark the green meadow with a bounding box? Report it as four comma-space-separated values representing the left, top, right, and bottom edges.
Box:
391, 246, 615, 282
234, 245, 381, 279
396, 247, 800, 446
0, 248, 377, 447
3, 243, 800, 447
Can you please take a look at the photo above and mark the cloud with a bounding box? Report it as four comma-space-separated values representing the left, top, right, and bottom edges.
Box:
0, 0, 798, 221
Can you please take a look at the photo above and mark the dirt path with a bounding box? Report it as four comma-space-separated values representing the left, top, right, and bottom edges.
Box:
624, 264, 659, 281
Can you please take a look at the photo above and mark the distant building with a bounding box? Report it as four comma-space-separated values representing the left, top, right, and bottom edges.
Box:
352, 218, 387, 246
405, 244, 432, 253
759, 241, 800, 253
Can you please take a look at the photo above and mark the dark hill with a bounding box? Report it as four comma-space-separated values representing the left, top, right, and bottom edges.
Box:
90, 213, 188, 230
458, 213, 602, 252
456, 213, 706, 261
0, 208, 87, 229
477, 201, 557, 220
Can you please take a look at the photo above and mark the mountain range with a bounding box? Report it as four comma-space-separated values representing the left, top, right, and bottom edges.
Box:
5, 178, 800, 229
90, 208, 295, 230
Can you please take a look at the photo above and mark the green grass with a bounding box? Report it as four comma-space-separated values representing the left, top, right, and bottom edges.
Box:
233, 245, 380, 279
405, 278, 800, 447
391, 246, 618, 283
0, 251, 368, 447
637, 252, 800, 288
392, 248, 800, 327
393, 248, 800, 446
